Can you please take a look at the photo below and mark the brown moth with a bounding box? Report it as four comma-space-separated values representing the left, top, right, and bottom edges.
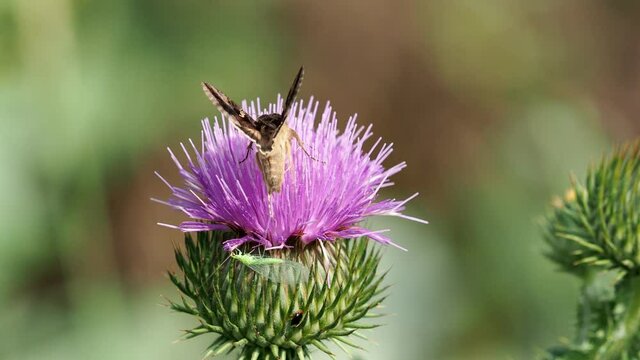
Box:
202, 66, 319, 195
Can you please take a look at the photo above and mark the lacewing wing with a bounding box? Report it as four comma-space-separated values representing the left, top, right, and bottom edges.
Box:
231, 252, 310, 285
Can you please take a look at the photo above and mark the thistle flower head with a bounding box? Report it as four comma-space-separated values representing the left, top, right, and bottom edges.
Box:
159, 87, 427, 358
156, 97, 426, 252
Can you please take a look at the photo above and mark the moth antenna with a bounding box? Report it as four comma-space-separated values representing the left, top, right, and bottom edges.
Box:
239, 142, 253, 164
290, 129, 325, 163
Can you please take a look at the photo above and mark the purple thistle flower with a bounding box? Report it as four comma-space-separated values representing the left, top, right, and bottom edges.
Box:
155, 97, 427, 251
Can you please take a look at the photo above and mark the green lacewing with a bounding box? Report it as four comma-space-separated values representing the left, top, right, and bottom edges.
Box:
231, 251, 310, 285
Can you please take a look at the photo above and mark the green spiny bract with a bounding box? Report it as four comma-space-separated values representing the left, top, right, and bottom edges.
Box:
168, 231, 388, 359
545, 141, 640, 275
542, 141, 640, 359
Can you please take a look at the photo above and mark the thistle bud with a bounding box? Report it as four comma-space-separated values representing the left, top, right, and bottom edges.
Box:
543, 141, 640, 359
170, 231, 386, 359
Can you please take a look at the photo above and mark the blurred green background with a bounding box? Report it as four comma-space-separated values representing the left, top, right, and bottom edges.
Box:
2, 0, 639, 358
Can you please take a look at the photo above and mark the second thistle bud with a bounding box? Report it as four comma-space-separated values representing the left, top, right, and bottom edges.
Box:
544, 141, 640, 276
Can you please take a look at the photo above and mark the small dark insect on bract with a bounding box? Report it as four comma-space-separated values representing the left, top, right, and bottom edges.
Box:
291, 310, 304, 327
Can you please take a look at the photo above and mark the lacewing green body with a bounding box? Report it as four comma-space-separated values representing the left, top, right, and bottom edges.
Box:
231, 252, 310, 285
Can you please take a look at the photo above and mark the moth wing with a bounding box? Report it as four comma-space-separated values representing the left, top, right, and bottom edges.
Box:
279, 66, 304, 129
202, 82, 261, 142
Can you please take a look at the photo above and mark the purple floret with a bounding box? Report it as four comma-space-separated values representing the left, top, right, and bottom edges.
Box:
155, 97, 427, 251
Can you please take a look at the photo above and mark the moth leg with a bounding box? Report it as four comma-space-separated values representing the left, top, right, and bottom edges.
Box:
284, 137, 293, 173
239, 142, 253, 164
289, 130, 325, 163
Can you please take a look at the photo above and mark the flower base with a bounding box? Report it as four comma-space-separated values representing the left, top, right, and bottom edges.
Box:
168, 231, 388, 359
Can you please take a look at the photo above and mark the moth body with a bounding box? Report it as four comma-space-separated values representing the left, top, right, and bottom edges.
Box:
256, 123, 293, 194
202, 67, 317, 198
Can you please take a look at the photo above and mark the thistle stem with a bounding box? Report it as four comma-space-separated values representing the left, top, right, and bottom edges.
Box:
594, 277, 640, 360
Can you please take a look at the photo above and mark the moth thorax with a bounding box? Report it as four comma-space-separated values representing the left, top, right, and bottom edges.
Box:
256, 114, 284, 149
256, 113, 283, 129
